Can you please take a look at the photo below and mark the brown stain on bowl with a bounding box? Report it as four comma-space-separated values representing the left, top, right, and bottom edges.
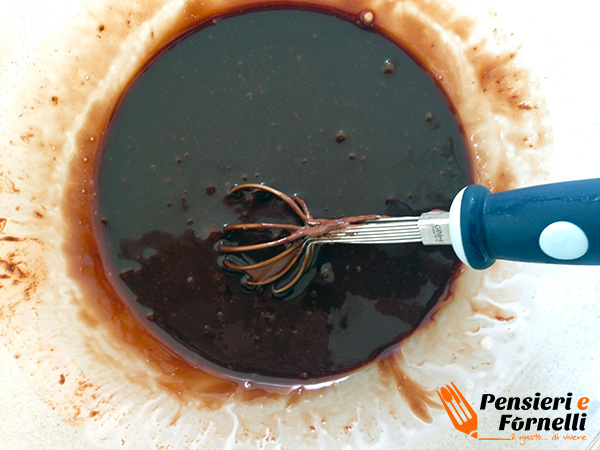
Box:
0, 0, 552, 445
378, 356, 442, 424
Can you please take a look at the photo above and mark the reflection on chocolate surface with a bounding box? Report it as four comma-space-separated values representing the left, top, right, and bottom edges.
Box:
116, 200, 458, 381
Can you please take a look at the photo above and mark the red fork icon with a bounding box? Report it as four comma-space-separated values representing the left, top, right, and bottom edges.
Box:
437, 381, 479, 439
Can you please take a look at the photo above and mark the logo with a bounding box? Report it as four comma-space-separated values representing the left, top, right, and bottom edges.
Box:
437, 381, 513, 441
437, 382, 590, 445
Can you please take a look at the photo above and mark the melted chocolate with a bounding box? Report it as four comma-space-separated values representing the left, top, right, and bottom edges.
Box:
96, 9, 471, 382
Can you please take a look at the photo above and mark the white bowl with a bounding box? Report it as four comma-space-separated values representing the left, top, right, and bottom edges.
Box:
1, 0, 599, 449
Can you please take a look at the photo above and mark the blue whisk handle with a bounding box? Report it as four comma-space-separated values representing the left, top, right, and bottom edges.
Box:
448, 178, 600, 269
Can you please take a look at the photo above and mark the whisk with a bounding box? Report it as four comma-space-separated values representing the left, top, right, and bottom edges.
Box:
219, 179, 600, 293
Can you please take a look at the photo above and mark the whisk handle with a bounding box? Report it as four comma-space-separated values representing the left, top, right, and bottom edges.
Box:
448, 178, 600, 269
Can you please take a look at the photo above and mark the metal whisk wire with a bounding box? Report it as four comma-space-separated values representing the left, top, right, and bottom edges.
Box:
218, 183, 352, 293
219, 184, 449, 293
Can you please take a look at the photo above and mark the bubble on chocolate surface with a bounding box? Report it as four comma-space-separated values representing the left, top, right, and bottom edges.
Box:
382, 58, 397, 74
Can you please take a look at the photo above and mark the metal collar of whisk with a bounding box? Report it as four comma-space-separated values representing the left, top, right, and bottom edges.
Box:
314, 212, 451, 246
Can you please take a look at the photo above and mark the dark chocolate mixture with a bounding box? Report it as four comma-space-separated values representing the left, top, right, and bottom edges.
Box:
96, 10, 471, 382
